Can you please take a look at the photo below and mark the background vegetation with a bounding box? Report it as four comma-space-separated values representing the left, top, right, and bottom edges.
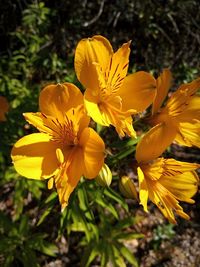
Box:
0, 1, 200, 266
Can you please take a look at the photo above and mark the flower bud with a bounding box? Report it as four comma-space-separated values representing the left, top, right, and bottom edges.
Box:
96, 164, 112, 187
119, 176, 138, 200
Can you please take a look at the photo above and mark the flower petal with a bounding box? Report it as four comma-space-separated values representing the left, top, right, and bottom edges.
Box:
152, 69, 172, 115
118, 71, 156, 112
137, 167, 149, 212
160, 171, 199, 203
79, 127, 105, 178
136, 121, 177, 162
175, 121, 200, 148
84, 89, 110, 126
164, 77, 200, 117
74, 35, 113, 90
177, 96, 200, 122
39, 83, 83, 121
11, 133, 59, 179
106, 41, 131, 92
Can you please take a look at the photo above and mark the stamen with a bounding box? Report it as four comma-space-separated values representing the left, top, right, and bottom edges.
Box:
56, 148, 64, 164
48, 177, 54, 190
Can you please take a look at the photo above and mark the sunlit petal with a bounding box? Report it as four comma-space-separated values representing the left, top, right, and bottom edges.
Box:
160, 171, 199, 203
84, 89, 110, 126
137, 167, 149, 212
119, 71, 156, 112
79, 127, 105, 178
164, 77, 200, 117
11, 133, 59, 179
75, 35, 113, 90
39, 83, 83, 121
152, 69, 172, 115
175, 121, 200, 148
136, 121, 177, 162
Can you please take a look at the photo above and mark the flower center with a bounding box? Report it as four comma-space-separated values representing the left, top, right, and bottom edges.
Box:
52, 115, 78, 146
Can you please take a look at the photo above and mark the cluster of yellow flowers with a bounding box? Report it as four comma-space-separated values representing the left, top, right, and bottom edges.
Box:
11, 35, 200, 223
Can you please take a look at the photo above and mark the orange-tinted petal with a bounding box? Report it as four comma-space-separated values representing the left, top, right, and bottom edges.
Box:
11, 133, 59, 179
39, 83, 83, 122
118, 71, 156, 112
152, 69, 172, 115
136, 121, 177, 162
177, 96, 200, 122
79, 127, 105, 178
74, 35, 113, 90
164, 77, 200, 117
106, 41, 130, 93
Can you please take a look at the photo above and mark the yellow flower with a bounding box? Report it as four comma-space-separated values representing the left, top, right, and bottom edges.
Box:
0, 96, 9, 121
136, 138, 199, 224
11, 83, 105, 210
140, 70, 200, 161
74, 35, 156, 138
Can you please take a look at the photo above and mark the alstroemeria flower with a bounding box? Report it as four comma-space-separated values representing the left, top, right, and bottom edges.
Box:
0, 96, 9, 121
136, 140, 199, 224
74, 35, 156, 138
11, 83, 105, 210
140, 70, 200, 160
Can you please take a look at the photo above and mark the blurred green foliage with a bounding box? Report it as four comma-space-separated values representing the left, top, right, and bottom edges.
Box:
152, 224, 175, 250
0, 0, 199, 266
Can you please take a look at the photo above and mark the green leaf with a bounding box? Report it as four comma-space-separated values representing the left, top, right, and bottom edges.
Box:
20, 247, 39, 267
114, 217, 139, 231
81, 242, 99, 267
104, 187, 129, 212
111, 244, 127, 267
114, 232, 144, 241
71, 201, 93, 242
115, 242, 138, 267
95, 191, 119, 219
28, 234, 58, 257
78, 183, 95, 221
19, 215, 29, 236
37, 191, 58, 226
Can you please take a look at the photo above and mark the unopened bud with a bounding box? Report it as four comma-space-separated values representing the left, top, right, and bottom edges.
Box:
119, 176, 138, 200
96, 164, 112, 187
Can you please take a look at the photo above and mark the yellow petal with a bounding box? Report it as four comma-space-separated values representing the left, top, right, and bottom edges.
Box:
137, 167, 149, 212
79, 127, 105, 178
11, 133, 59, 179
175, 121, 200, 148
160, 171, 199, 203
118, 71, 156, 112
152, 69, 172, 115
39, 83, 83, 121
84, 89, 110, 126
55, 147, 84, 210
147, 182, 178, 224
177, 96, 200, 122
136, 121, 177, 162
163, 158, 200, 172
106, 41, 130, 92
23, 112, 55, 135
0, 96, 9, 121
74, 35, 113, 90
164, 77, 200, 117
